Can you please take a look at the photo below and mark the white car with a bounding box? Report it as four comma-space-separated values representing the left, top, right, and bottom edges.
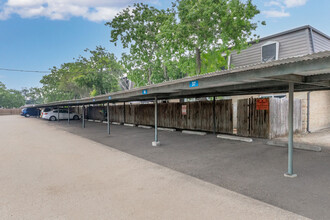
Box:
42, 109, 80, 121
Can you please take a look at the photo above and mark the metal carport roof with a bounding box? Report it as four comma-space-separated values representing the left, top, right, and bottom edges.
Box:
32, 51, 330, 108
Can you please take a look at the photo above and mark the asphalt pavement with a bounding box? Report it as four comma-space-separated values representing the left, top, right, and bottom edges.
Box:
48, 118, 330, 219
0, 116, 307, 219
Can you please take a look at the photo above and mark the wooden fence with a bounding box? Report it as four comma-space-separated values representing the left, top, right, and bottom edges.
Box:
0, 109, 21, 115
237, 98, 302, 138
87, 100, 233, 134
237, 98, 270, 138
269, 98, 302, 139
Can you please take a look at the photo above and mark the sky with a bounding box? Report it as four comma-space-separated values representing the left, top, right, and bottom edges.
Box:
0, 0, 329, 90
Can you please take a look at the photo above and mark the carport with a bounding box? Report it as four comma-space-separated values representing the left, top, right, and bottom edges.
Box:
32, 51, 330, 177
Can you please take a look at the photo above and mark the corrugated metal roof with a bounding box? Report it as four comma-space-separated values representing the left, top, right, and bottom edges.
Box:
31, 51, 330, 108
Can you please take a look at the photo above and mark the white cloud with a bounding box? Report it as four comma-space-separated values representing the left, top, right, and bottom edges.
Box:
262, 0, 307, 18
263, 10, 290, 18
265, 1, 283, 7
284, 0, 307, 8
0, 0, 155, 22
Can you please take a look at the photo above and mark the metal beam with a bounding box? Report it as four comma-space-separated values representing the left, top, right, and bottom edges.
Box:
82, 105, 85, 128
152, 97, 160, 147
285, 82, 297, 178
213, 97, 216, 135
123, 102, 126, 124
68, 106, 70, 124
57, 106, 60, 122
269, 74, 330, 87
107, 102, 110, 135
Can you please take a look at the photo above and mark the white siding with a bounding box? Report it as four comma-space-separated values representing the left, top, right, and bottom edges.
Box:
231, 29, 310, 68
313, 31, 330, 52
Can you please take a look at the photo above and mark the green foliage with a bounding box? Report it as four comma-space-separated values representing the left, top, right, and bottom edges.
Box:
0, 81, 25, 108
39, 46, 123, 103
108, 0, 264, 86
106, 3, 171, 86
21, 87, 44, 105
174, 0, 263, 75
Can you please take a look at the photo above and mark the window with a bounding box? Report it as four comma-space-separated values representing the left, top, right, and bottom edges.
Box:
261, 41, 279, 62
43, 107, 52, 112
220, 53, 231, 70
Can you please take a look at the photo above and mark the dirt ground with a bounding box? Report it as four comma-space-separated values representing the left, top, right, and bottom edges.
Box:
0, 116, 306, 219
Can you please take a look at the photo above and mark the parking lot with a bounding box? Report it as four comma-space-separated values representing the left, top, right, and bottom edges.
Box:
1, 116, 330, 219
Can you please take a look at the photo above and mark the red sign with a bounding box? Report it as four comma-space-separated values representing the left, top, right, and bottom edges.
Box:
182, 105, 187, 115
256, 98, 269, 110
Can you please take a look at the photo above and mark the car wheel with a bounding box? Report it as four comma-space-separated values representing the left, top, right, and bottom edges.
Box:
25, 114, 30, 117
73, 115, 79, 120
49, 116, 57, 121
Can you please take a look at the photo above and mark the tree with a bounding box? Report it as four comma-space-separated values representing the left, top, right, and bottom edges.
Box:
106, 3, 171, 86
21, 87, 44, 105
73, 47, 122, 96
0, 81, 25, 108
173, 0, 263, 75
39, 46, 123, 103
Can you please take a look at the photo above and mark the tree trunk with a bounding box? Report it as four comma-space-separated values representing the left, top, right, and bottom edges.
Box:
163, 65, 168, 81
148, 67, 152, 85
195, 47, 201, 75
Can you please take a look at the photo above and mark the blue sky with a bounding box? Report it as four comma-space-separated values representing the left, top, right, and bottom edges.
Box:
0, 0, 329, 90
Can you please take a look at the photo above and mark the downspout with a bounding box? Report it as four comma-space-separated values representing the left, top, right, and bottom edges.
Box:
307, 91, 311, 133
306, 27, 315, 133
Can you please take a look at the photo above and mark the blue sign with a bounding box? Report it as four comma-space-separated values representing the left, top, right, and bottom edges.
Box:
93, 98, 95, 102
189, 80, 199, 88
108, 96, 112, 100
142, 89, 148, 95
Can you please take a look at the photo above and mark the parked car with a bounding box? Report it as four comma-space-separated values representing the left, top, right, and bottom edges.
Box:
21, 108, 40, 117
41, 109, 80, 121
40, 107, 52, 118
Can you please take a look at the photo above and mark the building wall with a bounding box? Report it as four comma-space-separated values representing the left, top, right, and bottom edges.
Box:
291, 91, 330, 132
313, 31, 330, 52
230, 29, 310, 67
309, 90, 330, 131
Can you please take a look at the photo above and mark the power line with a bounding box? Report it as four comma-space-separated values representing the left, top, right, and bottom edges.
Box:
0, 67, 50, 74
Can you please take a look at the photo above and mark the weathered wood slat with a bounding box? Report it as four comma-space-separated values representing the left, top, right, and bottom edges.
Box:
88, 100, 233, 134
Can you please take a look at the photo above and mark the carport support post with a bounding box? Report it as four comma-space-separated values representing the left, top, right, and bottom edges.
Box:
285, 82, 297, 178
213, 96, 216, 134
123, 101, 126, 124
68, 106, 70, 124
152, 97, 160, 146
82, 105, 85, 128
57, 106, 60, 122
107, 102, 110, 135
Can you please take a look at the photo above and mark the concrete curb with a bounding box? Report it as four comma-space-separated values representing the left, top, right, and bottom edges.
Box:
94, 120, 102, 123
102, 121, 108, 124
138, 125, 152, 129
124, 123, 135, 127
267, 140, 322, 152
87, 119, 94, 122
111, 122, 121, 125
217, 134, 253, 143
182, 130, 207, 136
158, 127, 176, 132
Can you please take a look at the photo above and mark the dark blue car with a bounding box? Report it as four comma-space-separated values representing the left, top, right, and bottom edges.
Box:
21, 108, 40, 117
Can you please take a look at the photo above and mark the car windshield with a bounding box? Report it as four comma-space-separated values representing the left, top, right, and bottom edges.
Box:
43, 108, 52, 112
